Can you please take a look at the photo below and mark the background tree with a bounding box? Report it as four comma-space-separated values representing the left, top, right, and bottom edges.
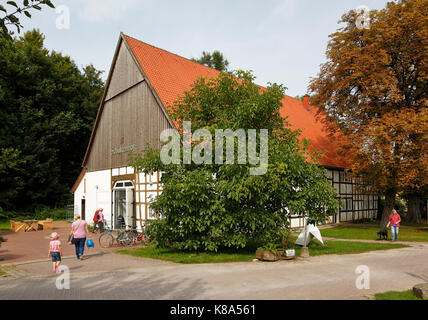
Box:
404, 186, 427, 224
0, 30, 104, 211
0, 0, 55, 38
191, 50, 229, 72
131, 70, 339, 252
309, 0, 427, 227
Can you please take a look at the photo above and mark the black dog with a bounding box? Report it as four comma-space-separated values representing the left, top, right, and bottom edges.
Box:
377, 229, 388, 240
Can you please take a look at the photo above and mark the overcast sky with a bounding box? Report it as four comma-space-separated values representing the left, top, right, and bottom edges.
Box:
18, 0, 390, 97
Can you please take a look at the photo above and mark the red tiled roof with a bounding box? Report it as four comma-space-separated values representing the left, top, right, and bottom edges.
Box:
124, 34, 348, 168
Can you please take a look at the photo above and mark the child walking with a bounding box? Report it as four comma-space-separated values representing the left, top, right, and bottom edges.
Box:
48, 232, 62, 273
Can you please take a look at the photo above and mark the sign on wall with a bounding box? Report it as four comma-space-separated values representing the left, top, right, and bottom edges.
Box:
111, 144, 136, 155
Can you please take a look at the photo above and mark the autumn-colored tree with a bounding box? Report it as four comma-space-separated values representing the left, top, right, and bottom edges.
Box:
309, 0, 428, 227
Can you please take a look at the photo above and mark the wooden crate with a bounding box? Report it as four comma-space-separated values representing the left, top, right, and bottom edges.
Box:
38, 218, 53, 230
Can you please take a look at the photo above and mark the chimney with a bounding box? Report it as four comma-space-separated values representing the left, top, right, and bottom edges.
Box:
302, 95, 310, 111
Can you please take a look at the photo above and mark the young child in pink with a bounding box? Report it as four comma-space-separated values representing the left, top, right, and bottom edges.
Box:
48, 232, 62, 273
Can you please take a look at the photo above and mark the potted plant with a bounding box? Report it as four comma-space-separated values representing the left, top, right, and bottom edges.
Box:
255, 243, 280, 262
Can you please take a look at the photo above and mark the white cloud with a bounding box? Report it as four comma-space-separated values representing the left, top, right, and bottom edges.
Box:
80, 0, 138, 22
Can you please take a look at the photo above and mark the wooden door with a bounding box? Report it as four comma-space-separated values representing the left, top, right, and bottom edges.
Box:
81, 199, 86, 220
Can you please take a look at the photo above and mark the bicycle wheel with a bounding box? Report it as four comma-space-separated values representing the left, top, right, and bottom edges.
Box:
119, 231, 134, 246
99, 233, 114, 248
129, 230, 139, 244
137, 231, 147, 242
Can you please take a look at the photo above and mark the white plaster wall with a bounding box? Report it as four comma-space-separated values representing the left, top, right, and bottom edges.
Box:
74, 169, 112, 227
73, 172, 86, 220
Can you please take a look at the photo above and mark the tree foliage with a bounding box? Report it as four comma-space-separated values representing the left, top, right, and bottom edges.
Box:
0, 30, 104, 211
309, 0, 428, 226
0, 0, 55, 38
131, 71, 339, 251
191, 50, 229, 72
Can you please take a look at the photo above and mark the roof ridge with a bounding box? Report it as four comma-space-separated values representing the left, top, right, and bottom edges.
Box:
122, 33, 302, 103
122, 33, 221, 75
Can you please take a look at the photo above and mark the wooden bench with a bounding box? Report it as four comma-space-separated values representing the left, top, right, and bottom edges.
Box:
38, 218, 53, 230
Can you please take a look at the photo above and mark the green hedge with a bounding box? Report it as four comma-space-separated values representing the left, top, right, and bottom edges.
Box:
0, 206, 68, 221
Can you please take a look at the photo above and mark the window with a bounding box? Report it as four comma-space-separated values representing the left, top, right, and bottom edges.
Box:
334, 183, 340, 193
333, 171, 339, 182
346, 199, 353, 211
147, 195, 156, 219
113, 181, 134, 188
341, 199, 346, 210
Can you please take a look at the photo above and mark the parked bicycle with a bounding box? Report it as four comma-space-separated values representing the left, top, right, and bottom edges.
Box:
127, 223, 148, 245
98, 225, 135, 248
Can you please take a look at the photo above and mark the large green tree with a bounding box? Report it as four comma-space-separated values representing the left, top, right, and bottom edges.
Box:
131, 71, 339, 252
0, 30, 104, 211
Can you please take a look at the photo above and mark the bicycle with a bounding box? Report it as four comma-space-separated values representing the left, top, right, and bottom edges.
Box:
98, 225, 135, 248
127, 223, 148, 245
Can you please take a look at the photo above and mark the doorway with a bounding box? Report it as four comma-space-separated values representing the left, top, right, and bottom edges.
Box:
81, 199, 86, 220
112, 181, 134, 229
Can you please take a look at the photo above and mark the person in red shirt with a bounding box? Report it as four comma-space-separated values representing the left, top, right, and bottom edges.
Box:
92, 208, 105, 233
386, 209, 402, 241
97, 208, 105, 232
92, 209, 100, 233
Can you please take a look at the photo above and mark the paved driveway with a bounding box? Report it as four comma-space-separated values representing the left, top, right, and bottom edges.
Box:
0, 221, 141, 264
0, 242, 427, 300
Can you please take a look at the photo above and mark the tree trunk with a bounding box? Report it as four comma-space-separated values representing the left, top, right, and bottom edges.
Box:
406, 193, 422, 224
380, 190, 396, 228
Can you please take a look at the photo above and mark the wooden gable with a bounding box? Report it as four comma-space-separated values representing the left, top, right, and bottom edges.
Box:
83, 35, 173, 172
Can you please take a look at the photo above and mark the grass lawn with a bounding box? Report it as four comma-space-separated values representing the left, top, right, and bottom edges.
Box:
117, 246, 255, 264
117, 240, 408, 264
295, 240, 408, 256
0, 220, 10, 232
320, 225, 428, 242
375, 289, 426, 300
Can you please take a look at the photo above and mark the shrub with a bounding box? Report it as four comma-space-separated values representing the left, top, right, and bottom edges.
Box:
33, 207, 67, 220
352, 218, 373, 224
280, 230, 295, 249
0, 207, 14, 221
0, 206, 67, 221
145, 219, 181, 249
258, 243, 280, 253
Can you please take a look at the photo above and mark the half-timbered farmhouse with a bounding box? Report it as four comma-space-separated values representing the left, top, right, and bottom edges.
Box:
72, 33, 378, 230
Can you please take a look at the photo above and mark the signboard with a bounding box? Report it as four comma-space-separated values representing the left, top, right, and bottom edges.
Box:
111, 144, 136, 155
285, 249, 295, 257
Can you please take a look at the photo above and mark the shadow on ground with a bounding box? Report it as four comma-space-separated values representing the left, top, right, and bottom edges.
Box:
0, 269, 206, 300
